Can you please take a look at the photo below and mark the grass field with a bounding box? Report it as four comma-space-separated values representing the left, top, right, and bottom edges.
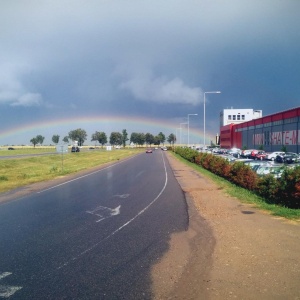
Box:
0, 148, 144, 193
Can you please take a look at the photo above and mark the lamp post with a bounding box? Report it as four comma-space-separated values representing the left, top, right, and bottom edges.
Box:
203, 91, 221, 148
188, 114, 198, 148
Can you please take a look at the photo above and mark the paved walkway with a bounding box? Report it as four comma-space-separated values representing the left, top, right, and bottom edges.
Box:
154, 153, 300, 299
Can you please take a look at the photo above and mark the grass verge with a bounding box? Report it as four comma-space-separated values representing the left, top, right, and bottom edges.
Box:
172, 152, 300, 221
0, 149, 143, 194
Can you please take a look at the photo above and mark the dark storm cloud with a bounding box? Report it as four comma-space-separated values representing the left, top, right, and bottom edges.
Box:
0, 0, 299, 144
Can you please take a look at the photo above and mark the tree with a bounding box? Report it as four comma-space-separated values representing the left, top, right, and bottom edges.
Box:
109, 132, 122, 146
52, 135, 60, 144
91, 131, 107, 148
30, 135, 44, 147
167, 133, 176, 145
122, 129, 128, 148
63, 136, 69, 143
130, 132, 139, 146
145, 133, 155, 146
68, 128, 87, 146
130, 132, 145, 147
36, 135, 45, 145
154, 135, 161, 146
137, 133, 146, 147
281, 145, 287, 153
157, 132, 166, 145
30, 137, 38, 148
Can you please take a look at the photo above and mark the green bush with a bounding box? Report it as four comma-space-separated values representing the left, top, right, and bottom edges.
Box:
175, 147, 198, 163
174, 148, 300, 209
276, 167, 300, 208
256, 174, 280, 202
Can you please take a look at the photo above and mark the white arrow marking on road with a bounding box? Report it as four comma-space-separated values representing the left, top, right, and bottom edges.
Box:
114, 194, 130, 199
0, 272, 22, 298
86, 205, 121, 222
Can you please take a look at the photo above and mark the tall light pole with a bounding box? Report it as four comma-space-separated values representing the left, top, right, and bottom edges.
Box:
188, 114, 198, 147
203, 91, 221, 148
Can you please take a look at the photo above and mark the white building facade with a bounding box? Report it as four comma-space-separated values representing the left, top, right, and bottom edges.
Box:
220, 108, 262, 127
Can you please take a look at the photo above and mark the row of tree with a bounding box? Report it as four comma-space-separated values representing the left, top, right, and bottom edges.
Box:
30, 129, 176, 147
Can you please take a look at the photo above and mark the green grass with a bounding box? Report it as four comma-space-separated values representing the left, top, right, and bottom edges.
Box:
171, 152, 300, 221
0, 148, 143, 193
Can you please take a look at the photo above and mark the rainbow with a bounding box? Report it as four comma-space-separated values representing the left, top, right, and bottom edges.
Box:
0, 115, 216, 145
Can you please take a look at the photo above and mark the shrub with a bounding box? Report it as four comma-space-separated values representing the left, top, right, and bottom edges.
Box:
174, 147, 198, 163
276, 167, 300, 208
175, 149, 300, 209
256, 175, 280, 202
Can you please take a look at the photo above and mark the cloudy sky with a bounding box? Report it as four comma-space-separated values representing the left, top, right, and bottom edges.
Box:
0, 0, 299, 145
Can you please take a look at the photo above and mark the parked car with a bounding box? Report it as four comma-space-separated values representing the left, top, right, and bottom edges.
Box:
275, 152, 299, 164
8, 147, 15, 150
228, 148, 241, 158
249, 149, 260, 159
254, 151, 269, 160
266, 151, 285, 161
212, 147, 221, 153
215, 154, 237, 162
215, 148, 228, 154
255, 164, 285, 178
241, 149, 256, 158
243, 160, 272, 168
71, 146, 80, 152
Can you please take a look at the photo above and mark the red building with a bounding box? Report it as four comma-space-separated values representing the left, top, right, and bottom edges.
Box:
220, 107, 300, 153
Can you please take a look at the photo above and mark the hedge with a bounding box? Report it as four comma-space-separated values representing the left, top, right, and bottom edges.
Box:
174, 147, 300, 209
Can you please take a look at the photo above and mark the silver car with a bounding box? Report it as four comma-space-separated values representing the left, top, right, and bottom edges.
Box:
266, 151, 285, 161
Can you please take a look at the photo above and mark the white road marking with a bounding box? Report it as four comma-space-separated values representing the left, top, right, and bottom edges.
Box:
114, 194, 130, 199
57, 151, 168, 270
0, 272, 22, 298
0, 273, 10, 281
86, 205, 121, 222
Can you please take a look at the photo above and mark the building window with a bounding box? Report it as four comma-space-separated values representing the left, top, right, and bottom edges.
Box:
233, 115, 236, 120
228, 115, 231, 120
237, 115, 240, 120
242, 115, 245, 120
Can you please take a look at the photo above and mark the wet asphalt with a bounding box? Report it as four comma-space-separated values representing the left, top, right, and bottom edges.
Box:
0, 150, 188, 299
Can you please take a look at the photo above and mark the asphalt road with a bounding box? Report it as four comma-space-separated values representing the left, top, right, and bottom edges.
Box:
0, 150, 188, 299
0, 152, 60, 160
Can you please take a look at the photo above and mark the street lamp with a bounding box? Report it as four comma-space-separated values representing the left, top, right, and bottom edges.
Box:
188, 114, 198, 147
203, 91, 221, 148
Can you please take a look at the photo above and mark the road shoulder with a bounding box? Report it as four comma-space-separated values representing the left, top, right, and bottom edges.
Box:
152, 152, 300, 299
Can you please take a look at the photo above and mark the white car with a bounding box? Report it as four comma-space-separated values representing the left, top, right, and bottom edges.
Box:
266, 151, 285, 161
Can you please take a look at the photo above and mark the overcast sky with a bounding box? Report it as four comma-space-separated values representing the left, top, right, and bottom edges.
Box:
0, 0, 299, 145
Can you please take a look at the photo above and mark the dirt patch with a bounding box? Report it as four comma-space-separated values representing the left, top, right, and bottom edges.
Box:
152, 153, 300, 299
